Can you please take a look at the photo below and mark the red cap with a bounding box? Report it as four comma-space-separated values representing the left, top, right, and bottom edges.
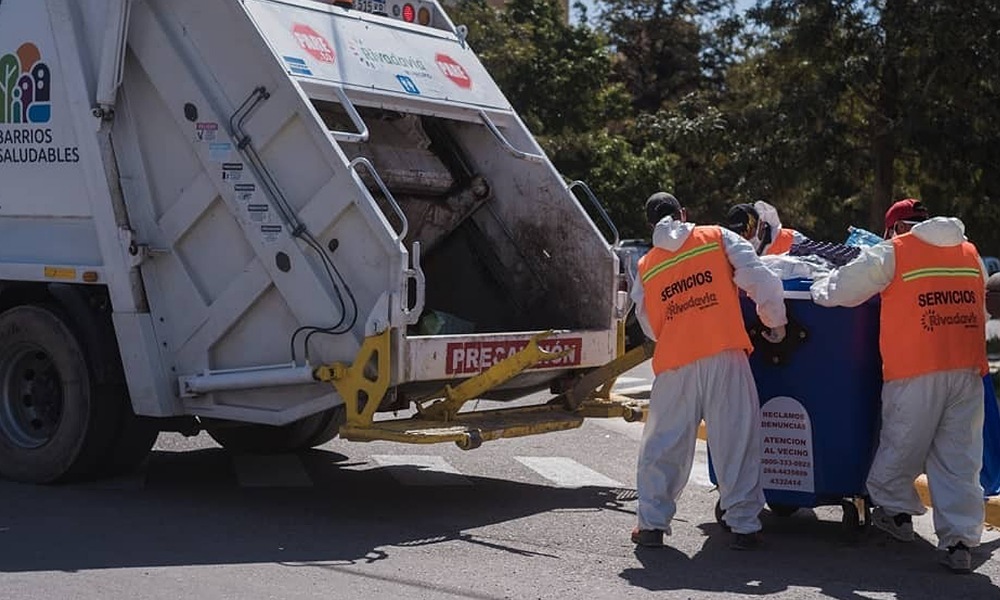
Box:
884, 198, 929, 231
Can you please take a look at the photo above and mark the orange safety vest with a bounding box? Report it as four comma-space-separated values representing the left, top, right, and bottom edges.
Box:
637, 226, 752, 374
880, 234, 988, 381
764, 228, 796, 255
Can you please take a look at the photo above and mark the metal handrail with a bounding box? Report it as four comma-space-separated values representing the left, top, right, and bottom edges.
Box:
568, 180, 620, 247
403, 241, 426, 325
478, 110, 545, 163
328, 86, 370, 143
349, 157, 408, 241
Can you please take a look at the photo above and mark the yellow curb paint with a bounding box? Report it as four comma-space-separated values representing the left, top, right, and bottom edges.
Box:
697, 427, 1000, 528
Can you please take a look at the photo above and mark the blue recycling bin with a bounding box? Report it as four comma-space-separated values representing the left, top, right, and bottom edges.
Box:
710, 278, 882, 524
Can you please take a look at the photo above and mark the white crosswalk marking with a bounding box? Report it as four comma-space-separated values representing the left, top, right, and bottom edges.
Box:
585, 421, 714, 488
232, 454, 313, 487
515, 456, 623, 488
372, 455, 473, 486
613, 376, 647, 386
689, 441, 714, 488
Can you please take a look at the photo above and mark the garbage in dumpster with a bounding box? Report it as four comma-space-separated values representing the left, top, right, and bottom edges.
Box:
416, 310, 476, 335
845, 226, 884, 248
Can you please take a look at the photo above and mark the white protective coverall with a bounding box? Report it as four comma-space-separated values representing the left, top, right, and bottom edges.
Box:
754, 201, 809, 255
810, 217, 986, 549
631, 218, 787, 535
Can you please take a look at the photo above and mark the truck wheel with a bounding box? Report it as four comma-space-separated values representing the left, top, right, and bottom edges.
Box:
0, 305, 118, 483
206, 407, 345, 454
298, 406, 345, 448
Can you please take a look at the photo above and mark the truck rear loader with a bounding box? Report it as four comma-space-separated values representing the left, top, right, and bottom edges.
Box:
0, 0, 648, 483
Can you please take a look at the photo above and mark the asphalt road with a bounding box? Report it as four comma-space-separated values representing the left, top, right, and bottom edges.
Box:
2, 362, 999, 599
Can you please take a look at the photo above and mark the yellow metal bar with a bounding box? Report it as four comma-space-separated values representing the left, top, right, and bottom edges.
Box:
340, 404, 585, 449
419, 330, 568, 421
314, 329, 392, 428
316, 327, 655, 450
554, 340, 654, 410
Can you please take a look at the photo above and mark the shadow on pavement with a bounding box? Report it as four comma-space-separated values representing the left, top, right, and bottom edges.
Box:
0, 447, 628, 574
620, 508, 1000, 599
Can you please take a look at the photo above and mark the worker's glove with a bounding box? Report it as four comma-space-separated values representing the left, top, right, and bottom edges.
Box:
761, 325, 786, 344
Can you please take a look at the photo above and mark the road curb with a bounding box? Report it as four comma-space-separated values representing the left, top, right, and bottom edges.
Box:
694, 422, 1000, 527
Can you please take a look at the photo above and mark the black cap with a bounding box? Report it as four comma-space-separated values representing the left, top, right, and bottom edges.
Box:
645, 192, 682, 225
725, 203, 760, 238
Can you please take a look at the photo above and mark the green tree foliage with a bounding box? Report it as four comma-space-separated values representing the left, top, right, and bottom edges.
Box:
737, 0, 1000, 244
451, 0, 1000, 250
450, 0, 619, 135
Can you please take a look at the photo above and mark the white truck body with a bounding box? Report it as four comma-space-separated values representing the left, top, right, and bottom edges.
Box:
0, 0, 630, 480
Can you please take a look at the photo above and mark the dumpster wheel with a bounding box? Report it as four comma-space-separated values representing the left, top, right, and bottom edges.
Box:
840, 497, 871, 544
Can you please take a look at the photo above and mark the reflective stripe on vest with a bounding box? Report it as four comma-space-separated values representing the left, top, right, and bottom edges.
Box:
880, 234, 988, 381
764, 228, 795, 255
637, 226, 752, 374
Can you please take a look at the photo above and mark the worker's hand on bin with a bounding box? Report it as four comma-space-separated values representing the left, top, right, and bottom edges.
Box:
761, 325, 786, 344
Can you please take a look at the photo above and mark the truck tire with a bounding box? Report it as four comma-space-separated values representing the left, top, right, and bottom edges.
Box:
0, 305, 120, 483
206, 407, 345, 454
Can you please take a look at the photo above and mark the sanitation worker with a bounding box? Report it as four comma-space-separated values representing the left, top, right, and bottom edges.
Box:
631, 192, 788, 550
725, 201, 808, 256
810, 198, 987, 574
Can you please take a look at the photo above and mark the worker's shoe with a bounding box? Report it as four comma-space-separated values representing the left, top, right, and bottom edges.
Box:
872, 507, 914, 542
941, 542, 973, 574
730, 531, 762, 551
630, 527, 664, 548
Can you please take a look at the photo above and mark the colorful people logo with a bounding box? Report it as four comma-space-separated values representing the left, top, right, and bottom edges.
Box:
1, 43, 52, 124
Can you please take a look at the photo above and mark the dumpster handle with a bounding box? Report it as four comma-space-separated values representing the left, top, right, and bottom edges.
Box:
747, 305, 808, 366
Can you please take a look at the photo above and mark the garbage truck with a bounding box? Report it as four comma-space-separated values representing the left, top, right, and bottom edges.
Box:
0, 0, 650, 483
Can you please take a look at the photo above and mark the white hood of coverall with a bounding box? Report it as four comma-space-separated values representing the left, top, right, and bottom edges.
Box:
811, 217, 982, 308
637, 217, 788, 334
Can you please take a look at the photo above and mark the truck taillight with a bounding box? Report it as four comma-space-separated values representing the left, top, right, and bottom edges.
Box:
401, 3, 415, 22
417, 6, 430, 25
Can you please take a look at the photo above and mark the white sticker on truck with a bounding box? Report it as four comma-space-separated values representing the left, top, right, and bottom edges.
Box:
0, 43, 80, 165
1, 6, 90, 218
243, 0, 509, 109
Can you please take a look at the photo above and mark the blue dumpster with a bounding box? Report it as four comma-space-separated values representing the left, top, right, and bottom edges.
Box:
982, 374, 1000, 496
710, 278, 882, 529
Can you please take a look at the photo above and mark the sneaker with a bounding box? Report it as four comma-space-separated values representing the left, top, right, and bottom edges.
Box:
730, 531, 762, 551
630, 527, 664, 548
871, 507, 914, 542
942, 543, 973, 574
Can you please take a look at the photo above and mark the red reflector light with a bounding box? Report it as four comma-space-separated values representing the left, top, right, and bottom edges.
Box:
401, 3, 415, 21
